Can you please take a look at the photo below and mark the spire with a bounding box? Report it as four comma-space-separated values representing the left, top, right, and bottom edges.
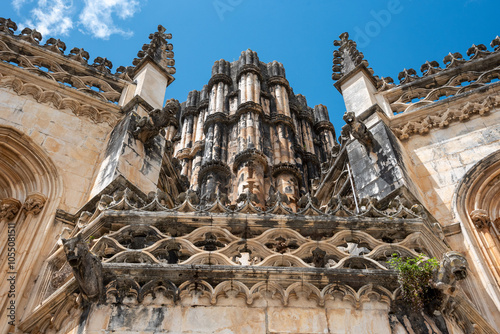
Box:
332, 32, 369, 81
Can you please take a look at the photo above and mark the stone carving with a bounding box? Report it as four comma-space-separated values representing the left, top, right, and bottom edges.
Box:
432, 251, 468, 313
133, 25, 175, 75
176, 189, 200, 205
376, 76, 395, 91
297, 193, 319, 208
342, 111, 372, 147
397, 68, 418, 84
392, 95, 500, 140
0, 18, 127, 106
194, 232, 226, 251
115, 65, 133, 81
443, 52, 466, 68
382, 35, 500, 116
22, 192, 47, 216
132, 99, 180, 145
467, 44, 490, 60
0, 73, 120, 125
44, 38, 66, 54
61, 234, 103, 302
0, 198, 22, 220
19, 27, 42, 44
92, 57, 112, 73
332, 32, 371, 81
420, 60, 442, 76
491, 36, 500, 51
68, 47, 90, 65
101, 278, 395, 308
469, 209, 491, 229
492, 217, 500, 232
0, 17, 17, 34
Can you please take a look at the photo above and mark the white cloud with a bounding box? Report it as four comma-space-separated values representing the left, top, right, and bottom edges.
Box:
23, 0, 74, 37
78, 0, 140, 39
12, 0, 142, 40
12, 0, 33, 12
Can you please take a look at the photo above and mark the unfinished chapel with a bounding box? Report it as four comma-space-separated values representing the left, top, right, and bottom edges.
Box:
1, 16, 500, 334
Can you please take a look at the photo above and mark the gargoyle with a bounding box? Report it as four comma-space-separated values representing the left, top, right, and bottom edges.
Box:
132, 99, 180, 145
342, 111, 373, 147
62, 234, 103, 303
432, 251, 468, 314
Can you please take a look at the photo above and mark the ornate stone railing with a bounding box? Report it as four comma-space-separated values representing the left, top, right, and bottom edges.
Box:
378, 35, 500, 114
0, 17, 132, 105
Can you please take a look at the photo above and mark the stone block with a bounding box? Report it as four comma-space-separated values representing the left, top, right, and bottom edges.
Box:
267, 307, 328, 333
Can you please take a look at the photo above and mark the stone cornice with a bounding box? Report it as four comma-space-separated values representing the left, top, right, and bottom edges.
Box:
0, 62, 122, 127
389, 82, 500, 140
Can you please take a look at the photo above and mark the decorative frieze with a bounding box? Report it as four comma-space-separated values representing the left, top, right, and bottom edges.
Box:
392, 94, 500, 140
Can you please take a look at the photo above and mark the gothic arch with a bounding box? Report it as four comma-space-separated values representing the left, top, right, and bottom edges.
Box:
454, 150, 500, 311
0, 125, 63, 333
0, 126, 62, 200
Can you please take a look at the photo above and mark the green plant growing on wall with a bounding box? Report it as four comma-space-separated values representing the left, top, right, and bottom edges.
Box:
388, 253, 439, 312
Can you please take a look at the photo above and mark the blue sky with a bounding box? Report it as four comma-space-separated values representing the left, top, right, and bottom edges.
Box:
3, 0, 500, 133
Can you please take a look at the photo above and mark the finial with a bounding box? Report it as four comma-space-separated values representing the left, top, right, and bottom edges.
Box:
420, 60, 442, 76
490, 36, 500, 52
332, 32, 369, 81
133, 24, 175, 75
398, 68, 418, 84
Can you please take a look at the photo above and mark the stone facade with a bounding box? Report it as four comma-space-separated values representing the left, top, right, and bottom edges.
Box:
0, 18, 499, 334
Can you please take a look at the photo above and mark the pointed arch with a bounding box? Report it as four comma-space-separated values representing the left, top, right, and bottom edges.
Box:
0, 125, 63, 333
454, 150, 500, 312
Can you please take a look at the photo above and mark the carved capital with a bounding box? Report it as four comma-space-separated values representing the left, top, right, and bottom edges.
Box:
0, 198, 22, 221
23, 192, 47, 216
493, 217, 500, 231
470, 209, 491, 230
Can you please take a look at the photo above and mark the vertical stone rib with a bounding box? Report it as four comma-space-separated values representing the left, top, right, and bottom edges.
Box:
254, 73, 260, 103
248, 112, 255, 149
180, 119, 188, 149
216, 82, 224, 112
209, 85, 217, 114
278, 124, 288, 163
195, 110, 204, 142
255, 113, 262, 151
275, 85, 283, 114
212, 123, 222, 160
282, 86, 290, 117
203, 124, 214, 164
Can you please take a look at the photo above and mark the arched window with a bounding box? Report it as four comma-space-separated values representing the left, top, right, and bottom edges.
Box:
455, 150, 500, 312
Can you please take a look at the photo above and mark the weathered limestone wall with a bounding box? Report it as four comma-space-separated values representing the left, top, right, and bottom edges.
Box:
0, 87, 112, 212
397, 108, 500, 330
399, 108, 500, 226
81, 298, 393, 334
